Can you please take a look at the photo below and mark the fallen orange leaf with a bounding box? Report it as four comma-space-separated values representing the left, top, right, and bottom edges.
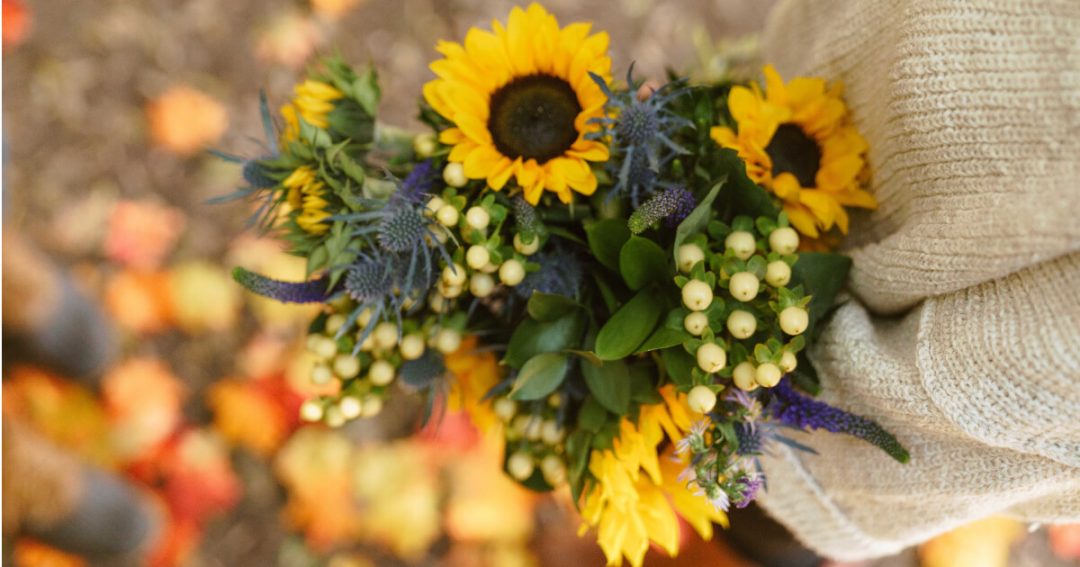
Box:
146, 86, 228, 156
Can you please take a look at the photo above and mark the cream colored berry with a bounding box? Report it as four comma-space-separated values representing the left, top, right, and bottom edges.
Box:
493, 398, 517, 422
373, 322, 399, 350
324, 314, 347, 335
684, 311, 709, 336
681, 279, 713, 311
779, 306, 809, 336
507, 452, 535, 481
769, 227, 799, 255
780, 350, 798, 373
523, 418, 543, 441
368, 359, 395, 386
442, 263, 467, 286
305, 334, 323, 353
357, 332, 377, 352
677, 244, 706, 273
696, 342, 727, 373
541, 420, 565, 445
413, 132, 437, 157
435, 328, 462, 354
480, 261, 500, 273
443, 162, 467, 188
357, 308, 374, 328
438, 281, 463, 299
765, 260, 792, 287
547, 392, 563, 408
312, 336, 338, 359
514, 233, 540, 255
755, 362, 783, 388
727, 310, 757, 339
360, 396, 383, 417
428, 293, 448, 313
470, 273, 495, 297
725, 231, 757, 260
499, 259, 526, 286
299, 400, 324, 422
400, 333, 425, 360
435, 204, 459, 227
311, 363, 333, 385
688, 385, 718, 413
729, 272, 760, 302
466, 245, 490, 270
732, 362, 759, 391
338, 396, 363, 420
465, 206, 490, 230
510, 414, 530, 437
324, 405, 345, 428
425, 196, 446, 217
540, 455, 566, 485
332, 355, 361, 379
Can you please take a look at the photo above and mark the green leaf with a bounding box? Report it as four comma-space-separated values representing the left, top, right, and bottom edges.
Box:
527, 292, 580, 322
565, 429, 592, 503
672, 178, 725, 264
790, 252, 852, 340
661, 347, 695, 387
628, 364, 661, 404
352, 68, 381, 117
619, 236, 669, 290
504, 311, 587, 369
635, 324, 689, 354
582, 358, 631, 415
586, 218, 631, 272
510, 353, 570, 400
594, 287, 664, 361
718, 148, 781, 217
578, 396, 609, 432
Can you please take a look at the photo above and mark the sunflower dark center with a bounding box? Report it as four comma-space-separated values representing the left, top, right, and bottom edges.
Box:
765, 123, 821, 187
488, 74, 582, 163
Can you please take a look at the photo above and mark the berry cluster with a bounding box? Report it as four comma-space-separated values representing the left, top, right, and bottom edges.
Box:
494, 393, 568, 487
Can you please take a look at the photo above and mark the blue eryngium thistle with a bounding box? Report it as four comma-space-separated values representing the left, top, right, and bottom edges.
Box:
770, 379, 911, 463
627, 186, 696, 233
515, 245, 583, 299
399, 160, 437, 203
589, 66, 692, 206
208, 92, 283, 230
232, 267, 334, 303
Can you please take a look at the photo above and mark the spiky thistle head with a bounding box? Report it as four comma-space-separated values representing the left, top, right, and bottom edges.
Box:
400, 350, 447, 389
242, 157, 277, 188
616, 103, 660, 147
733, 422, 764, 456
232, 268, 334, 303
515, 245, 583, 299
377, 205, 428, 252
627, 186, 696, 233
344, 260, 393, 302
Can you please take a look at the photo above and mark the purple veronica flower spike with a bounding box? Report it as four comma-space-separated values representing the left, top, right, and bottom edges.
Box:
232, 267, 335, 303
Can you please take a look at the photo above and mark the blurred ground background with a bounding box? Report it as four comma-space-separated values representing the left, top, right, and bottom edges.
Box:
2, 0, 1077, 566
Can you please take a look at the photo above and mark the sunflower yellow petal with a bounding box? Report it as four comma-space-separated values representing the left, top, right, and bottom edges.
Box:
463, 145, 502, 179
454, 113, 492, 145
785, 205, 820, 238
816, 154, 863, 191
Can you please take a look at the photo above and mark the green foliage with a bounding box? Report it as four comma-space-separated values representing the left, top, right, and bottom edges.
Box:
582, 358, 631, 415
586, 218, 631, 272
595, 287, 664, 361
504, 311, 587, 369
619, 236, 669, 290
791, 252, 852, 340
510, 353, 571, 400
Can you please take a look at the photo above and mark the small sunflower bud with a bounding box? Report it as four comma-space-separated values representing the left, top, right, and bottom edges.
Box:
725, 231, 757, 260
507, 452, 535, 481
726, 310, 757, 339
677, 244, 705, 274
765, 260, 792, 287
769, 227, 799, 255
696, 343, 727, 373
368, 359, 395, 386
443, 162, 467, 188
682, 280, 713, 311
499, 259, 526, 286
688, 385, 718, 414
755, 362, 783, 388
684, 311, 709, 336
733, 362, 758, 391
729, 272, 760, 302
779, 306, 809, 336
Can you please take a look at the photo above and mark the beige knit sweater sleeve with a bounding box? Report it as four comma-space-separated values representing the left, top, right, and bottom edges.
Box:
754, 0, 1080, 560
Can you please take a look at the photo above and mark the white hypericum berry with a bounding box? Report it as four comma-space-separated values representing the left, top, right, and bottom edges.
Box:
765, 260, 792, 287
313, 336, 338, 360
523, 418, 543, 441
470, 272, 495, 297
755, 362, 783, 388
425, 196, 446, 217
729, 272, 760, 302
435, 328, 462, 354
688, 385, 718, 413
493, 397, 517, 422
338, 396, 363, 420
465, 206, 490, 230
357, 332, 377, 352
541, 420, 565, 445
332, 354, 361, 379
305, 334, 323, 353
443, 162, 467, 188
779, 306, 809, 336
676, 243, 706, 274
540, 455, 566, 485
438, 281, 463, 299
732, 361, 758, 391
513, 233, 540, 255
684, 311, 709, 336
324, 314, 347, 335
769, 227, 799, 255
357, 308, 374, 328
400, 333, 426, 360
368, 359, 396, 386
726, 309, 757, 339
299, 399, 324, 422
324, 405, 346, 428
373, 322, 399, 350
311, 363, 333, 385
360, 396, 383, 417
696, 342, 727, 373
780, 350, 798, 373
507, 452, 535, 481
442, 263, 467, 286
725, 231, 757, 260
435, 204, 460, 227
413, 132, 437, 157
499, 259, 526, 286
547, 392, 563, 408
428, 293, 447, 313
681, 279, 713, 311
466, 245, 491, 270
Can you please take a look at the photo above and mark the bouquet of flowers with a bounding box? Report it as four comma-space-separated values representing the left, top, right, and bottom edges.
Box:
219, 4, 907, 565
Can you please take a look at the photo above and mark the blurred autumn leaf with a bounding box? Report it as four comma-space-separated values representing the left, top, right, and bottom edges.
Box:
146, 86, 228, 156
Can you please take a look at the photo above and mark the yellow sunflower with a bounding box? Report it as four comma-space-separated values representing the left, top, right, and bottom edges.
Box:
711, 65, 876, 238
283, 165, 331, 234
423, 3, 611, 205
280, 79, 344, 143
